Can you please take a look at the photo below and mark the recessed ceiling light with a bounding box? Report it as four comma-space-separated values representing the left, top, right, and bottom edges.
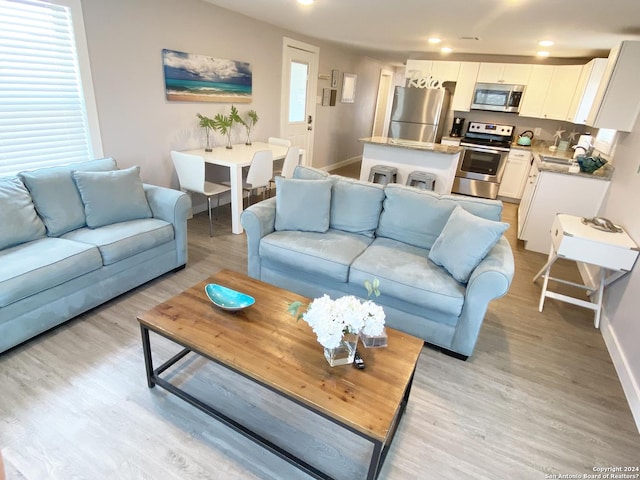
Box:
539, 40, 554, 47
428, 38, 442, 44
298, 0, 314, 4
537, 51, 550, 57
441, 47, 453, 54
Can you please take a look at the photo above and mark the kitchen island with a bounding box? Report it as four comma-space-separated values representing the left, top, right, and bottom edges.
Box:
359, 137, 463, 194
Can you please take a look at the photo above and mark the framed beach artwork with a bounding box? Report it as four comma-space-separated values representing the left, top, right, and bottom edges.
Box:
162, 49, 252, 103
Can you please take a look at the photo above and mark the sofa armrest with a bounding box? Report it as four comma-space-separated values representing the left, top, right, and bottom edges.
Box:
240, 197, 276, 278
451, 236, 515, 356
143, 184, 191, 266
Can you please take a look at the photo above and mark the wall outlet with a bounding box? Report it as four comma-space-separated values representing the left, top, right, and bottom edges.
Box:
534, 127, 542, 136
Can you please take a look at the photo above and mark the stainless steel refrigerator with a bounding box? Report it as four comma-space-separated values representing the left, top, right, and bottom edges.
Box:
388, 87, 450, 143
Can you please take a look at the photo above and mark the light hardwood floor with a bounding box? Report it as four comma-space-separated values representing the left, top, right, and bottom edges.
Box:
1, 164, 638, 480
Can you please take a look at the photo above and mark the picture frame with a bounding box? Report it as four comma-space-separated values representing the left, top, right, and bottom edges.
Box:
331, 69, 339, 88
341, 73, 357, 103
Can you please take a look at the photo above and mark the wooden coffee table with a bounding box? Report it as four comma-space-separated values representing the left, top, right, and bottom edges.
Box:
137, 269, 423, 480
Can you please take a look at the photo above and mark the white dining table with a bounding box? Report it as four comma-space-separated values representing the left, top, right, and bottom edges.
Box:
182, 142, 293, 234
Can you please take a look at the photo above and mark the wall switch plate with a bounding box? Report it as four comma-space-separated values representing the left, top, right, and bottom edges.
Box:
534, 127, 542, 136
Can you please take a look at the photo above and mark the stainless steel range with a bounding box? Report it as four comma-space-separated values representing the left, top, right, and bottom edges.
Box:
452, 121, 515, 199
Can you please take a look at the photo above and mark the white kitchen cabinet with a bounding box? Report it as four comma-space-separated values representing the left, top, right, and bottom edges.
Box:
498, 149, 532, 200
519, 65, 581, 120
405, 60, 459, 85
477, 63, 532, 84
587, 40, 640, 132
543, 65, 582, 120
517, 161, 611, 254
451, 62, 480, 111
566, 58, 607, 124
519, 65, 553, 118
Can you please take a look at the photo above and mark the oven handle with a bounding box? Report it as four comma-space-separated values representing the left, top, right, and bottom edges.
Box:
460, 144, 505, 155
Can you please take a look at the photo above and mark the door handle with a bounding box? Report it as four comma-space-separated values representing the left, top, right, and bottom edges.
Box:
308, 115, 313, 131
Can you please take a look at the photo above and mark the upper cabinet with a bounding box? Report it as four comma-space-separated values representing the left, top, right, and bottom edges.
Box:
519, 65, 581, 120
405, 60, 459, 86
519, 65, 553, 118
587, 41, 640, 132
476, 63, 532, 84
566, 58, 607, 125
451, 62, 480, 112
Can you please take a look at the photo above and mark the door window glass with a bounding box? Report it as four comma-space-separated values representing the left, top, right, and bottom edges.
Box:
289, 61, 308, 123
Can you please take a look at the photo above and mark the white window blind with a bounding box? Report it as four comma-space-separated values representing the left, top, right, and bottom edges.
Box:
0, 0, 94, 177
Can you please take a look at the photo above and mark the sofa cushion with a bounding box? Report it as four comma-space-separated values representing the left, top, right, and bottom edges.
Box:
329, 175, 384, 238
73, 166, 152, 228
19, 158, 118, 236
0, 237, 102, 308
349, 237, 466, 317
274, 177, 332, 232
61, 218, 174, 266
428, 206, 509, 283
376, 184, 503, 250
260, 229, 373, 283
292, 165, 329, 180
0, 177, 46, 250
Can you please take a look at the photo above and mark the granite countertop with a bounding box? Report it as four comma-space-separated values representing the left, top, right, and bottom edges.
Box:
359, 136, 463, 154
511, 141, 614, 181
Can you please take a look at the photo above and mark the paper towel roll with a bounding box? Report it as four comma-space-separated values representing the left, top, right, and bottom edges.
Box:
573, 134, 592, 158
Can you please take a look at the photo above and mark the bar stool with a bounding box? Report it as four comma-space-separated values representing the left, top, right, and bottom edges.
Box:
368, 165, 397, 185
406, 171, 436, 191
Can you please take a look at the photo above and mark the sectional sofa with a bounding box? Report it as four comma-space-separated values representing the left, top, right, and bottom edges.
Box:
0, 158, 190, 353
240, 166, 514, 359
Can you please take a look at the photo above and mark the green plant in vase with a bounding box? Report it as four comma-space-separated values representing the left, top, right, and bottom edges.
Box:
212, 111, 234, 149
236, 109, 259, 145
196, 113, 215, 152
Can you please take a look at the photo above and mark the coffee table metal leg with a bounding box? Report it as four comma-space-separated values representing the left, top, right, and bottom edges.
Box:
140, 325, 155, 388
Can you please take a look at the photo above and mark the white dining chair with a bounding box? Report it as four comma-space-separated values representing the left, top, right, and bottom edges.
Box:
171, 151, 230, 237
243, 150, 274, 206
267, 137, 292, 147
269, 146, 300, 190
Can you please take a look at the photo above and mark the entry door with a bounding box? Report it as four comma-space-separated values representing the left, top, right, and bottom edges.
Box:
281, 38, 318, 166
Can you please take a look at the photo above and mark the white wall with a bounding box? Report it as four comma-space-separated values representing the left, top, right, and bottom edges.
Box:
80, 0, 392, 188
599, 113, 640, 429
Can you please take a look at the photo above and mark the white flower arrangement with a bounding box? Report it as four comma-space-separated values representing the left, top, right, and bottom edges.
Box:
289, 280, 385, 350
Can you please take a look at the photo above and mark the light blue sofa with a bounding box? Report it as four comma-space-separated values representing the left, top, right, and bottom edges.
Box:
0, 158, 191, 354
240, 166, 514, 359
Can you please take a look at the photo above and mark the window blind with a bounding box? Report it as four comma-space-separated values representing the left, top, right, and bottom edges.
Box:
0, 0, 93, 177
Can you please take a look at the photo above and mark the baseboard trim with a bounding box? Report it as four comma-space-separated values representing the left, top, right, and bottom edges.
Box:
600, 311, 640, 433
318, 156, 362, 173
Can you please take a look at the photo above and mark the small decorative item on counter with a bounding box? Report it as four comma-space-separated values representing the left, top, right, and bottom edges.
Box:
576, 154, 607, 173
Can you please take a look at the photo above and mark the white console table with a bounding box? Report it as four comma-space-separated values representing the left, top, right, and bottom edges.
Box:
534, 214, 639, 328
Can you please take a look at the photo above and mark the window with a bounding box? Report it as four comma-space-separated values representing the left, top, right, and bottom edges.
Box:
0, 0, 102, 177
288, 61, 308, 123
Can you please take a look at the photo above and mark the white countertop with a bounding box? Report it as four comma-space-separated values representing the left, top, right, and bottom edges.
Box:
360, 136, 463, 154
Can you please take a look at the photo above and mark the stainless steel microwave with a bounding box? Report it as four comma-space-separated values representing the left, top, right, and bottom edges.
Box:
471, 83, 525, 113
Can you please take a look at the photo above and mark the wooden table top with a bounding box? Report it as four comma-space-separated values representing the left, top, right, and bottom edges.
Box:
137, 269, 424, 442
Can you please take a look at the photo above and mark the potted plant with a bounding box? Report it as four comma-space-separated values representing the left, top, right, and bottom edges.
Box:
236, 108, 259, 145
196, 113, 215, 152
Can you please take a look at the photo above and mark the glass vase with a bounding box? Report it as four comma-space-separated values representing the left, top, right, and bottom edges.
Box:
226, 134, 233, 149
360, 327, 388, 348
245, 129, 252, 146
323, 333, 358, 367
205, 132, 212, 152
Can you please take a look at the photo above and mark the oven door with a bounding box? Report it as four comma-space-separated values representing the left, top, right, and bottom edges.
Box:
456, 146, 508, 182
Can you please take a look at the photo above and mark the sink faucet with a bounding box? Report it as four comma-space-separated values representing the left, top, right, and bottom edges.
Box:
572, 143, 593, 157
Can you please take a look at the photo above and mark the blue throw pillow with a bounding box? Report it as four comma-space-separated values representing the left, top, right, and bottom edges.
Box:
428, 206, 509, 283
19, 158, 118, 236
274, 177, 332, 232
73, 166, 152, 228
0, 177, 47, 249
329, 175, 384, 237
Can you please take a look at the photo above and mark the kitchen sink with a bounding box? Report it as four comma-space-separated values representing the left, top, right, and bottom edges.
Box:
540, 155, 573, 165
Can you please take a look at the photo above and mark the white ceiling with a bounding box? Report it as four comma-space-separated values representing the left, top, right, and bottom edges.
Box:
202, 0, 640, 63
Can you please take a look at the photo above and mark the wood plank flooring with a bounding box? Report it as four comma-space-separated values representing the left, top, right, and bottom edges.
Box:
1, 164, 638, 479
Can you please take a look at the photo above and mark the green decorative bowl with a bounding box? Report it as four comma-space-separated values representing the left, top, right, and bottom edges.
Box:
577, 155, 607, 173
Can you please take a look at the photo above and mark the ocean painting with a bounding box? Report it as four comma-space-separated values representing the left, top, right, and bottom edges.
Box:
162, 49, 252, 103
